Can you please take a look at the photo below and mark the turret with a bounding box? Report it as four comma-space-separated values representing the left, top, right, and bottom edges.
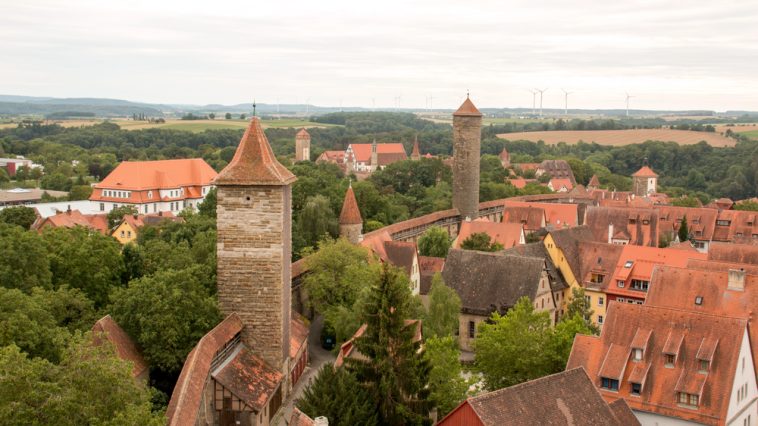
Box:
295, 128, 311, 162
452, 95, 482, 220
339, 183, 363, 244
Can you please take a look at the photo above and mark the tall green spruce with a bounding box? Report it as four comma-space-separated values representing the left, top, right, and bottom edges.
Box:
678, 215, 689, 242
296, 366, 378, 426
347, 264, 432, 426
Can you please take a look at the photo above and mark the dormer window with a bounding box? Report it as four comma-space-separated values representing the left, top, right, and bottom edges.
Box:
633, 348, 643, 361
631, 382, 642, 395
148, 191, 153, 199
665, 353, 675, 367
717, 220, 731, 226
601, 377, 619, 391
591, 273, 605, 284
617, 280, 625, 288
698, 360, 710, 372
643, 220, 649, 225
678, 392, 699, 407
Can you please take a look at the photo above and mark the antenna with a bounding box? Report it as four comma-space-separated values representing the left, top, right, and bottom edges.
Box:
252, 99, 256, 117
561, 89, 573, 116
536, 88, 548, 118
625, 93, 634, 117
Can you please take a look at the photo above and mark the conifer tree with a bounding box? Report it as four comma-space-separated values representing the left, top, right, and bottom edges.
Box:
296, 366, 377, 426
678, 215, 689, 242
347, 264, 432, 425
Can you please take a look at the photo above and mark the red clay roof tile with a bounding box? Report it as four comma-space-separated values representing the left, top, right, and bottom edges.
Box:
453, 96, 482, 117
339, 185, 362, 225
215, 118, 296, 186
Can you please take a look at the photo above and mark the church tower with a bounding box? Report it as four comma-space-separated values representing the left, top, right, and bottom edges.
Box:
632, 161, 658, 197
370, 138, 379, 172
295, 128, 311, 162
339, 183, 363, 244
452, 95, 482, 220
214, 117, 296, 381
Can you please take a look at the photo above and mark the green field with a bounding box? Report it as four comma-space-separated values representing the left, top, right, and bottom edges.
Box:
739, 130, 758, 140
116, 118, 340, 132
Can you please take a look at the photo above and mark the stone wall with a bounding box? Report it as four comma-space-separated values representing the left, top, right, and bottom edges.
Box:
340, 223, 363, 245
217, 185, 291, 374
452, 114, 481, 220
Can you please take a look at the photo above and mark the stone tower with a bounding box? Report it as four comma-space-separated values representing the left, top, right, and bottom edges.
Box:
499, 147, 510, 168
214, 117, 296, 380
632, 161, 658, 197
452, 95, 482, 220
370, 138, 378, 172
411, 135, 421, 161
339, 183, 363, 244
295, 128, 311, 162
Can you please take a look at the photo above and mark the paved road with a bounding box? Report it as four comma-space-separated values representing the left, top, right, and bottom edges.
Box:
279, 315, 336, 424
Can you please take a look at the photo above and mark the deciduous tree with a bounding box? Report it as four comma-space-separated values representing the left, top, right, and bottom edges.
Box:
0, 205, 36, 229
423, 273, 461, 339
0, 223, 52, 292
424, 336, 468, 417
460, 232, 503, 252
417, 226, 451, 258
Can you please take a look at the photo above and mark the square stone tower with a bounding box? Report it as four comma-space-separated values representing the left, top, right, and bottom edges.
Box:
452, 96, 482, 220
295, 128, 311, 162
214, 117, 297, 380
632, 164, 658, 197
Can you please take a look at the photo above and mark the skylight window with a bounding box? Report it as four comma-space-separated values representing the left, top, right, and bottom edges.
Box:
624, 260, 633, 268
695, 296, 703, 305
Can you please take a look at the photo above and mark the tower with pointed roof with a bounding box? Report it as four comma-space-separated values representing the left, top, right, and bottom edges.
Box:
587, 174, 600, 190
295, 128, 311, 162
632, 161, 658, 197
214, 117, 296, 388
411, 135, 421, 161
452, 95, 482, 220
339, 183, 363, 244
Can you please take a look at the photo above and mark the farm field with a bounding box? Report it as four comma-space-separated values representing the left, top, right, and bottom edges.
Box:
712, 124, 758, 135
497, 129, 737, 147
739, 130, 758, 140
0, 119, 340, 132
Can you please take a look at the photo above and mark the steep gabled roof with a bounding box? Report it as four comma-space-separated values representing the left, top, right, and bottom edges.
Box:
211, 347, 283, 412
92, 315, 148, 379
708, 242, 758, 265
504, 201, 578, 229
567, 303, 747, 426
347, 143, 406, 163
454, 220, 524, 249
215, 117, 296, 186
632, 165, 658, 177
383, 241, 418, 277
453, 96, 482, 117
167, 314, 243, 426
442, 249, 544, 316
339, 185, 362, 225
290, 408, 316, 426
439, 368, 634, 426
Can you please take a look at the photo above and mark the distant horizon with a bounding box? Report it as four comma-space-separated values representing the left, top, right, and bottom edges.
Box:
2, 93, 755, 115
3, 1, 757, 112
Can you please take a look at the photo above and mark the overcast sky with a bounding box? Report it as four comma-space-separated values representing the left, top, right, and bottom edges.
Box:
2, 0, 757, 111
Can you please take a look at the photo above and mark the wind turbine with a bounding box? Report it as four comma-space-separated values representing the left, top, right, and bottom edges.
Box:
561, 89, 573, 116
536, 88, 548, 118
625, 93, 634, 117
528, 89, 538, 116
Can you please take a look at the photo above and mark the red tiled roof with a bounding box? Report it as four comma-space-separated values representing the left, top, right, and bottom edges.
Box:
289, 408, 316, 426
316, 150, 345, 163
35, 210, 109, 234
504, 201, 578, 229
687, 258, 758, 275
507, 177, 529, 189
567, 303, 747, 426
419, 256, 445, 275
167, 314, 243, 426
383, 241, 418, 276
708, 242, 758, 265
631, 165, 658, 177
549, 178, 574, 192
296, 128, 310, 138
439, 368, 634, 426
454, 220, 524, 249
215, 117, 296, 186
588, 174, 600, 187
502, 206, 545, 231
211, 347, 283, 412
92, 315, 148, 379
339, 185, 362, 225
347, 143, 406, 163
93, 158, 216, 193
453, 96, 482, 117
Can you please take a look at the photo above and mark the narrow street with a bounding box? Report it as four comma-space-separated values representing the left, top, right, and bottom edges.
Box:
279, 315, 335, 424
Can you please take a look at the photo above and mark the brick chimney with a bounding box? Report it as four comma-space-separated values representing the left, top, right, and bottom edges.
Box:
728, 268, 746, 291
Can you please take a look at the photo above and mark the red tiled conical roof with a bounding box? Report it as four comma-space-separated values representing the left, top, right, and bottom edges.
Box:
499, 147, 509, 160
339, 185, 362, 225
296, 128, 310, 138
215, 117, 296, 185
631, 166, 658, 178
588, 174, 600, 187
453, 96, 482, 117
411, 136, 420, 157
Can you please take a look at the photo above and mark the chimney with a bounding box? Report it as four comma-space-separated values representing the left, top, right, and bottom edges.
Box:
314, 417, 329, 426
728, 269, 746, 291
608, 223, 614, 244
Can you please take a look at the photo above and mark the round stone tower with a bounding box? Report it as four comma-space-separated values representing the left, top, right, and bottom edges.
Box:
295, 128, 311, 162
452, 95, 482, 220
339, 183, 363, 244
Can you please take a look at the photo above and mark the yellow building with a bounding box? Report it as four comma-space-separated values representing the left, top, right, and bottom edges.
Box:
111, 212, 180, 245
542, 227, 608, 326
